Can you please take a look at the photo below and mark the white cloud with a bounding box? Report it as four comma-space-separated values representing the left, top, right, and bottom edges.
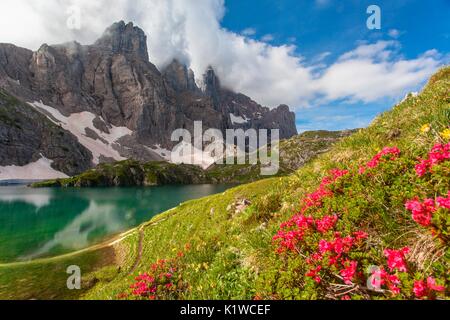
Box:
312, 51, 331, 64
241, 28, 256, 36
388, 29, 403, 39
261, 34, 275, 42
0, 0, 444, 109
315, 42, 442, 103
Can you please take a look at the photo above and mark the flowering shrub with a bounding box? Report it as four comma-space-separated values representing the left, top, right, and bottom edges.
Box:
359, 147, 401, 174
273, 168, 370, 292
405, 198, 436, 226
370, 267, 401, 295
413, 277, 445, 299
270, 143, 448, 300
384, 247, 409, 272
120, 250, 187, 300
368, 246, 447, 299
273, 169, 349, 254
405, 191, 450, 241
414, 143, 450, 177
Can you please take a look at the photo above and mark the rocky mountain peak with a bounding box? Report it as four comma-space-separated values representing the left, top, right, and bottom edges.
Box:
202, 66, 221, 106
0, 21, 298, 178
33, 44, 56, 70
163, 59, 199, 93
203, 66, 220, 90
95, 21, 149, 60
275, 104, 290, 112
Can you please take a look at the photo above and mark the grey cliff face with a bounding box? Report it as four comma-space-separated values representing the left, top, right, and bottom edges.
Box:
162, 59, 199, 93
94, 21, 149, 61
0, 21, 297, 176
0, 89, 92, 175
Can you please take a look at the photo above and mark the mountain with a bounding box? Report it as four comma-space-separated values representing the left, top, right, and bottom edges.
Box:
0, 21, 297, 179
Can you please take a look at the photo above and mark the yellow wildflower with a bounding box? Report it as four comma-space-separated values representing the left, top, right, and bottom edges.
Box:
440, 128, 450, 140
420, 124, 431, 134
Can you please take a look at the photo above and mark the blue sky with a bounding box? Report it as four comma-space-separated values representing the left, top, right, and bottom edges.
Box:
221, 0, 450, 132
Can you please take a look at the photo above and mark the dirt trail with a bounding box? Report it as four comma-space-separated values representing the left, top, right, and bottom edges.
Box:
127, 228, 144, 275
125, 215, 171, 275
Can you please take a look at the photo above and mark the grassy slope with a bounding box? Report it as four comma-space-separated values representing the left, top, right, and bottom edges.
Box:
0, 67, 448, 300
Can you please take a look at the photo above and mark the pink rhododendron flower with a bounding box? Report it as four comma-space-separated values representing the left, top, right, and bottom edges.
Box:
415, 143, 450, 176
426, 277, 445, 292
340, 260, 358, 284
318, 239, 333, 254
359, 147, 401, 174
383, 247, 409, 272
429, 143, 450, 164
332, 234, 354, 255
353, 231, 368, 241
405, 198, 436, 226
306, 265, 322, 283
413, 280, 427, 298
415, 160, 430, 177
329, 168, 349, 180
436, 191, 450, 209
130, 281, 149, 296
273, 229, 306, 253
315, 215, 338, 233
413, 277, 445, 299
370, 268, 401, 295
406, 191, 450, 227
306, 252, 323, 264
135, 273, 155, 283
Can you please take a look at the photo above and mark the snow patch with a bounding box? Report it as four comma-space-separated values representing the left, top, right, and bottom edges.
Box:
230, 113, 249, 125
29, 101, 132, 165
148, 144, 172, 161
0, 156, 68, 180
171, 141, 220, 169
146, 142, 227, 169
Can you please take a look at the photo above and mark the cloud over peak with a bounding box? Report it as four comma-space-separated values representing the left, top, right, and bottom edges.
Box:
0, 0, 444, 109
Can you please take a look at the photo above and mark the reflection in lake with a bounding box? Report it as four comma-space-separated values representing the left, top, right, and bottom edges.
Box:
0, 185, 230, 263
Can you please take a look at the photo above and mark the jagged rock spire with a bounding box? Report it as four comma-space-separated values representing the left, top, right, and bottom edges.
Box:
95, 21, 149, 60
163, 59, 199, 93
202, 66, 221, 107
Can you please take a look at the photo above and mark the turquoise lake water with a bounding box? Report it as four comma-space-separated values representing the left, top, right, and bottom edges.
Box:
0, 184, 230, 263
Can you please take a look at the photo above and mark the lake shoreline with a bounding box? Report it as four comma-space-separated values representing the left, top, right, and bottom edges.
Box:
0, 184, 232, 263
